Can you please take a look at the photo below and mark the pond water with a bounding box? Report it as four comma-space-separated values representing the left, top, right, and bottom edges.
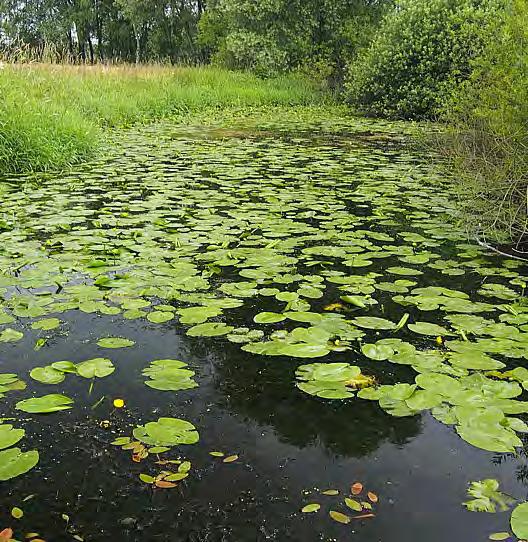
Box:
1, 108, 528, 542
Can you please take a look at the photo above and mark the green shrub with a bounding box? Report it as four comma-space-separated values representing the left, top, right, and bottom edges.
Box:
345, 0, 501, 119
212, 31, 288, 77
439, 0, 528, 243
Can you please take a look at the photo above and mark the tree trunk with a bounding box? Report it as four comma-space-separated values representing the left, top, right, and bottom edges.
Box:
67, 29, 74, 62
88, 33, 95, 64
133, 24, 141, 64
94, 0, 104, 61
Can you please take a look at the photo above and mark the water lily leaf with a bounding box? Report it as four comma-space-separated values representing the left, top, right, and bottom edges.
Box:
405, 390, 443, 411
284, 312, 323, 324
186, 322, 234, 337
345, 498, 362, 512
341, 295, 368, 308
329, 510, 351, 524
133, 417, 199, 447
143, 359, 198, 391
112, 437, 131, 446
0, 425, 25, 450
139, 474, 155, 484
457, 422, 522, 453
51, 361, 77, 373
31, 318, 61, 331
279, 343, 330, 358
301, 503, 320, 513
449, 352, 505, 370
361, 343, 394, 361
164, 473, 188, 482
30, 366, 66, 385
254, 312, 286, 324
177, 306, 222, 324
97, 337, 135, 348
147, 311, 174, 324
16, 394, 73, 413
368, 492, 378, 503
11, 506, 23, 519
0, 329, 23, 343
76, 358, 115, 379
0, 448, 39, 480
386, 266, 423, 276
488, 533, 510, 541
223, 454, 239, 463
408, 322, 455, 336
352, 317, 396, 330
463, 479, 515, 513
511, 502, 528, 538
415, 372, 462, 396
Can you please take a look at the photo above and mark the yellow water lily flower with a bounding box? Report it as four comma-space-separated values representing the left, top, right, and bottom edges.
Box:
113, 398, 125, 408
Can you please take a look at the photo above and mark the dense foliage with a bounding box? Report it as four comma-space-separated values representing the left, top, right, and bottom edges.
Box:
199, 0, 390, 80
0, 0, 390, 81
440, 0, 528, 243
344, 0, 501, 119
0, 0, 204, 63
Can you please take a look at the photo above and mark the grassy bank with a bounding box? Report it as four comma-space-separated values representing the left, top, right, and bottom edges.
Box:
0, 64, 322, 174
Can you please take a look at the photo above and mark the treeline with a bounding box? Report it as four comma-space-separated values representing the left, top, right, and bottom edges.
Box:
0, 0, 205, 64
0, 0, 389, 77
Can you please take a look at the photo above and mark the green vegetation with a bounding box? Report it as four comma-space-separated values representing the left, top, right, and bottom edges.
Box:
344, 0, 500, 119
0, 107, 528, 537
199, 0, 389, 80
0, 64, 320, 173
440, 0, 528, 244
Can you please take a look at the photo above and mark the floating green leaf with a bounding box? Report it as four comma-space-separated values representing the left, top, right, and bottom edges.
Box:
511, 503, 528, 538
142, 359, 198, 391
76, 358, 115, 379
97, 337, 135, 349
133, 417, 199, 447
0, 448, 39, 481
30, 366, 66, 385
16, 394, 74, 413
0, 425, 25, 450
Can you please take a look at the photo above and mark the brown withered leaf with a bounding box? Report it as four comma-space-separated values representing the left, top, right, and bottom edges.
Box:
367, 492, 378, 503
351, 482, 363, 495
155, 480, 177, 489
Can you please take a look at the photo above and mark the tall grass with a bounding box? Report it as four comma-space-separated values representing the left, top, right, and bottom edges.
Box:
0, 64, 322, 174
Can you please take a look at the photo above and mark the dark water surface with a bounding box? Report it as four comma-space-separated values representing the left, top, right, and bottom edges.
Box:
0, 110, 527, 541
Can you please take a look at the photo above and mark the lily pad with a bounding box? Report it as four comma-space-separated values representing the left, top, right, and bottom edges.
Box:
76, 358, 115, 379
254, 312, 286, 324
133, 417, 199, 446
352, 317, 397, 330
0, 448, 39, 481
97, 337, 135, 349
143, 359, 198, 391
0, 329, 23, 343
0, 425, 25, 450
30, 366, 66, 385
16, 394, 74, 413
511, 502, 528, 538
186, 323, 234, 337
